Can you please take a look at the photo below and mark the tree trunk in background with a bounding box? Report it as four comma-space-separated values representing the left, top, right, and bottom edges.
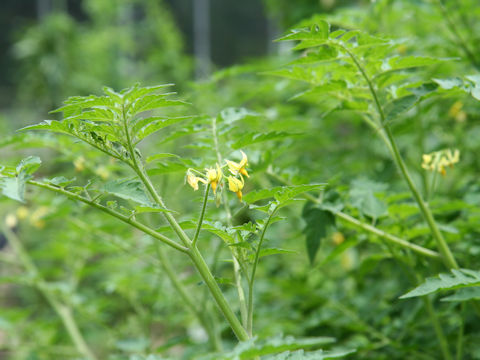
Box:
37, 0, 50, 19
193, 0, 211, 79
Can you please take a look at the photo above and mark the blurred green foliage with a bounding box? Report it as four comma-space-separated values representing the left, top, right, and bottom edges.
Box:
1, 0, 480, 359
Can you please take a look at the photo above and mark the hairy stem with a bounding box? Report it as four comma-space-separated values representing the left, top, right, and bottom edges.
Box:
211, 116, 250, 333
154, 243, 222, 351
123, 115, 248, 341
28, 180, 188, 253
247, 207, 276, 336
267, 172, 441, 260
342, 45, 458, 270
193, 183, 210, 248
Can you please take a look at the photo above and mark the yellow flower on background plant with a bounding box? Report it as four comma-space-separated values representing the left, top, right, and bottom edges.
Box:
228, 176, 244, 201
421, 149, 460, 176
226, 151, 249, 178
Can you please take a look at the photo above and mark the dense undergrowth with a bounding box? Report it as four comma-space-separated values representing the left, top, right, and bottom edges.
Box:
1, 1, 480, 359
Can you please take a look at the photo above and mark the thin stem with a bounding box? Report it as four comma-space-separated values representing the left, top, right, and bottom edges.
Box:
423, 296, 453, 360
2, 224, 97, 360
267, 172, 441, 260
211, 116, 250, 333
128, 166, 248, 340
154, 243, 222, 351
187, 246, 249, 341
193, 184, 210, 248
341, 45, 458, 270
456, 302, 465, 360
27, 180, 188, 253
247, 206, 277, 336
435, 0, 480, 70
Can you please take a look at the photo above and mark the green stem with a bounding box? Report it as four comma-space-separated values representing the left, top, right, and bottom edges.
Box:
187, 246, 249, 341
128, 163, 248, 341
193, 184, 210, 248
154, 243, 222, 351
2, 224, 98, 360
211, 116, 250, 334
342, 45, 458, 270
423, 296, 453, 360
247, 206, 277, 336
456, 302, 465, 360
120, 108, 248, 341
267, 172, 441, 260
27, 180, 188, 253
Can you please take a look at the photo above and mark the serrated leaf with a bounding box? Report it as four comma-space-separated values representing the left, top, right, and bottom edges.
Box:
349, 178, 388, 219
219, 107, 258, 124
384, 95, 417, 120
400, 269, 480, 299
198, 335, 336, 360
16, 156, 41, 175
277, 21, 330, 43
274, 184, 325, 203
45, 176, 76, 187
231, 131, 299, 149
145, 153, 179, 163
0, 177, 25, 202
135, 117, 190, 141
302, 202, 336, 264
384, 56, 443, 71
441, 287, 480, 302
103, 179, 152, 206
255, 247, 297, 259
265, 348, 355, 360
130, 94, 185, 115
244, 184, 325, 205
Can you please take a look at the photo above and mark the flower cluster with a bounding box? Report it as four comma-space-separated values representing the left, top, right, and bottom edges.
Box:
186, 151, 250, 202
421, 149, 460, 176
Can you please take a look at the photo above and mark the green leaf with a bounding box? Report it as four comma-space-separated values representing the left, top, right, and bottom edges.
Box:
1, 156, 42, 202
277, 21, 330, 42
45, 176, 76, 187
130, 94, 185, 115
302, 202, 336, 264
231, 131, 300, 149
349, 178, 388, 219
264, 349, 355, 360
135, 117, 190, 142
16, 156, 42, 175
103, 179, 152, 206
145, 153, 179, 163
441, 287, 480, 302
198, 335, 336, 360
219, 107, 258, 124
384, 95, 417, 120
0, 177, 25, 202
255, 247, 298, 259
275, 184, 325, 203
244, 184, 325, 205
384, 56, 444, 71
400, 269, 480, 299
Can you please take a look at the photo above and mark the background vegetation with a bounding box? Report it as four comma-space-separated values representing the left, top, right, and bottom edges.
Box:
1, 0, 480, 359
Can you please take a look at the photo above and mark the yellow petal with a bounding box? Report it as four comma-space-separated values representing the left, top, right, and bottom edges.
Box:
187, 174, 199, 191
228, 176, 244, 193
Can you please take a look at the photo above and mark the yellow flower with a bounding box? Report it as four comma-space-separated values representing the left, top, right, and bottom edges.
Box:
228, 176, 244, 201
206, 164, 223, 194
186, 170, 206, 191
421, 149, 460, 176
226, 151, 249, 178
